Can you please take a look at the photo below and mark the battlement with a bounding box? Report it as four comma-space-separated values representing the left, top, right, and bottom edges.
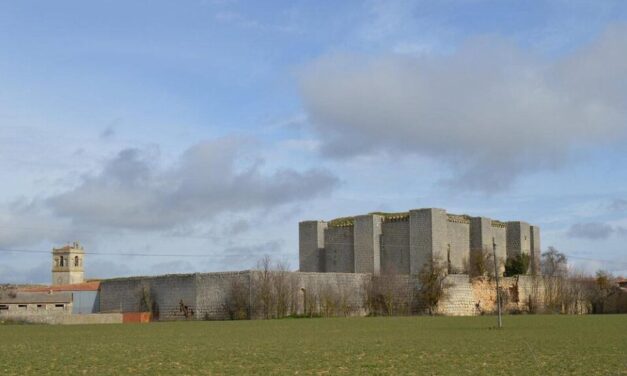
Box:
299, 208, 540, 276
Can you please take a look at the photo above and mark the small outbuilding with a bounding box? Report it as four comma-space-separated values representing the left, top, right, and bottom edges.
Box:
21, 281, 101, 314
0, 292, 73, 313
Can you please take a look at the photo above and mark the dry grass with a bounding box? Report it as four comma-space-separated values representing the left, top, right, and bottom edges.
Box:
1, 315, 626, 375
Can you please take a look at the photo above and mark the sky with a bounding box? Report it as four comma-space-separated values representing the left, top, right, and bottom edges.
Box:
1, 0, 627, 283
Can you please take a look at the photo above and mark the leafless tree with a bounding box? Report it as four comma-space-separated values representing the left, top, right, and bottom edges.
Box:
415, 259, 450, 315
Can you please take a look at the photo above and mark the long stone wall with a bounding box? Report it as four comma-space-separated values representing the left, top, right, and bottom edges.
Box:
99, 271, 370, 321
99, 273, 197, 320
98, 271, 546, 320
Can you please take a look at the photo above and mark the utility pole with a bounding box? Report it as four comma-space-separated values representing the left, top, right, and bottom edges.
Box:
493, 237, 503, 328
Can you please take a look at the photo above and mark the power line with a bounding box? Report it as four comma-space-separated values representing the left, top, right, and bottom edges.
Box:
0, 248, 223, 258
0, 247, 626, 267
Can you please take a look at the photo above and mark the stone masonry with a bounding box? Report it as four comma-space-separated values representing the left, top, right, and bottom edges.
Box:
299, 208, 540, 276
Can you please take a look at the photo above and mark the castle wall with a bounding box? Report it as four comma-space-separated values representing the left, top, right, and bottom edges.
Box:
436, 275, 545, 316
324, 226, 354, 273
470, 217, 492, 251
99, 271, 370, 320
446, 220, 470, 274
409, 209, 447, 274
291, 272, 370, 316
99, 274, 197, 320
195, 271, 251, 320
299, 221, 327, 272
492, 224, 507, 274
530, 226, 541, 274
353, 215, 383, 274
380, 220, 410, 274
97, 271, 548, 319
507, 222, 531, 261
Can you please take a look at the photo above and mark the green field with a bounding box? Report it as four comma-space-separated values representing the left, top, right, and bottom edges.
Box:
1, 315, 625, 375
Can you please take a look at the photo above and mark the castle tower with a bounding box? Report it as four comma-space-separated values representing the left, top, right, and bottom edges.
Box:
52, 242, 85, 285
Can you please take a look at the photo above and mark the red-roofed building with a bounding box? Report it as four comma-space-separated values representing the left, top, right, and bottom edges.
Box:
19, 281, 101, 314
22, 281, 100, 293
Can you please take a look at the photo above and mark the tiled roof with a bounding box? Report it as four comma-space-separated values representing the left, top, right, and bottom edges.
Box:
21, 281, 100, 292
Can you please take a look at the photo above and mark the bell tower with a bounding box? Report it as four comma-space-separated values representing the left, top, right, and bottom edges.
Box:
52, 241, 85, 285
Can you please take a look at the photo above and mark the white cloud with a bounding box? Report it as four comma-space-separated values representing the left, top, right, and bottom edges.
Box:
0, 137, 338, 250
299, 24, 627, 191
45, 137, 338, 231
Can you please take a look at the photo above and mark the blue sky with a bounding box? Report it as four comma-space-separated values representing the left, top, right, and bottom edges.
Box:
1, 0, 627, 283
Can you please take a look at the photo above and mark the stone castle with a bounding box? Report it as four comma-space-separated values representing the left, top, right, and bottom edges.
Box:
2, 209, 548, 323
299, 208, 540, 275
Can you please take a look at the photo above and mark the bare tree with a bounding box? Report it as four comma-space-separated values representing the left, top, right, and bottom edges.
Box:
415, 259, 450, 315
253, 255, 275, 319
223, 278, 249, 320
590, 270, 615, 313
272, 260, 292, 318
541, 247, 568, 277
468, 248, 494, 278
364, 266, 412, 316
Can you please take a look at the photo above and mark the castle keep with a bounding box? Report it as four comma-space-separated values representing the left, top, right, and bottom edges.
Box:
299, 208, 540, 275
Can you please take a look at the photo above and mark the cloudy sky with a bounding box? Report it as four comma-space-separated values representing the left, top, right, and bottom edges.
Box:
2, 0, 627, 283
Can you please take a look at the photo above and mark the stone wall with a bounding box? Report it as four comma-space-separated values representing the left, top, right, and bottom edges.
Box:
380, 220, 410, 274
299, 221, 327, 272
492, 224, 507, 274
292, 272, 370, 316
99, 274, 197, 320
98, 271, 547, 320
446, 220, 470, 273
436, 275, 545, 316
195, 271, 250, 320
353, 215, 383, 274
99, 271, 370, 321
324, 226, 354, 273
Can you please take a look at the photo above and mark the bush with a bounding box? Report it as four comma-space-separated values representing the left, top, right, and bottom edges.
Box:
504, 253, 530, 276
468, 248, 493, 278
415, 259, 450, 315
364, 273, 411, 316
223, 278, 250, 320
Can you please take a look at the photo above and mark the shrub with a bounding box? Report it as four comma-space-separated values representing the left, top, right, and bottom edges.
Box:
468, 248, 493, 278
504, 253, 530, 276
415, 259, 450, 315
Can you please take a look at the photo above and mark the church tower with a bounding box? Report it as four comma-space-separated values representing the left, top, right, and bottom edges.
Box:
52, 242, 85, 285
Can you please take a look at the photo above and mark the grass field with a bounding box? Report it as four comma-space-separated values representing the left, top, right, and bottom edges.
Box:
1, 315, 625, 375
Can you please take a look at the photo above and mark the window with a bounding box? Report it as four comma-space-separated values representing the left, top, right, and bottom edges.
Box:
37, 304, 44, 309
0, 305, 8, 310
60, 256, 64, 267
74, 256, 79, 267
54, 304, 64, 308
18, 304, 27, 309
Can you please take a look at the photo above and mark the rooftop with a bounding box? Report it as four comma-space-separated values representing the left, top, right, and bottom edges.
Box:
21, 281, 100, 292
0, 291, 73, 304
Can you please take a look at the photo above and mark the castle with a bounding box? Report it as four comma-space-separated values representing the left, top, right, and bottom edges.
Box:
299, 208, 540, 276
